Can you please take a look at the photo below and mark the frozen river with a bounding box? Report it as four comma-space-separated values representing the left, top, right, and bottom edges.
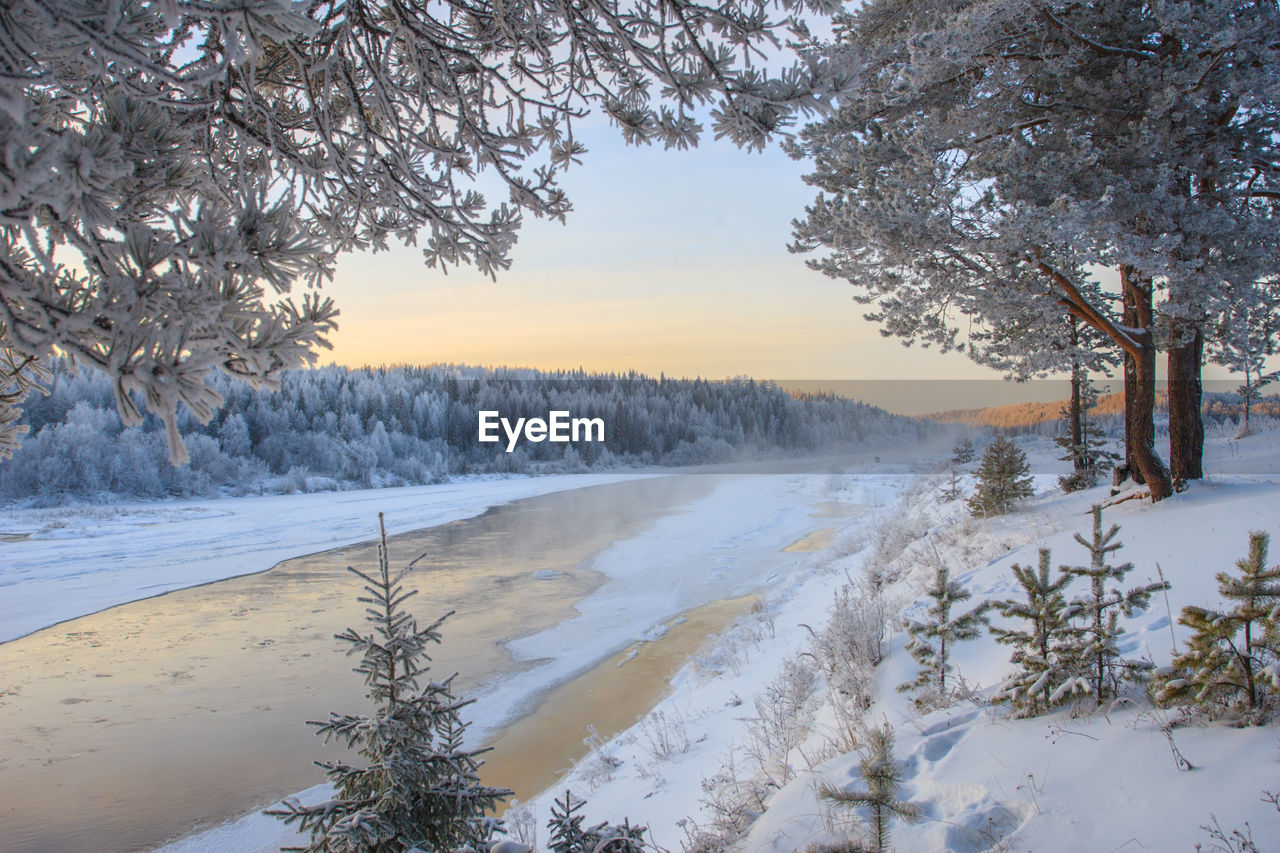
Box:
0, 465, 861, 852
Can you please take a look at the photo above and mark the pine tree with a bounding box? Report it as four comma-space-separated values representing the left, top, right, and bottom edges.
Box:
991, 549, 1088, 717
1055, 371, 1116, 493
1156, 532, 1280, 718
1063, 505, 1168, 704
951, 438, 976, 465
967, 436, 1034, 517
269, 514, 510, 852
940, 466, 964, 502
898, 565, 988, 708
819, 724, 921, 853
546, 791, 648, 853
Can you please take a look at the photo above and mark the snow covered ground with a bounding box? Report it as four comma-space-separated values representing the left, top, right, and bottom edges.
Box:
528, 424, 1280, 853
0, 471, 652, 642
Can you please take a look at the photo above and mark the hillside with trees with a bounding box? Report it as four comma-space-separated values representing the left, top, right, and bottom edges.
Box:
0, 362, 933, 503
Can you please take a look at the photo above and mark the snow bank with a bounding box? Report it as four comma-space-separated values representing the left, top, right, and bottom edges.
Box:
735, 430, 1280, 853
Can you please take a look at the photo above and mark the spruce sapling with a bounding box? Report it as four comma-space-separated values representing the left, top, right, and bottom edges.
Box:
940, 467, 963, 502
1156, 531, 1280, 718
967, 436, 1034, 517
952, 437, 976, 465
268, 514, 510, 852
819, 724, 921, 853
991, 549, 1088, 716
547, 791, 648, 853
898, 565, 988, 709
1055, 372, 1116, 492
1063, 505, 1168, 704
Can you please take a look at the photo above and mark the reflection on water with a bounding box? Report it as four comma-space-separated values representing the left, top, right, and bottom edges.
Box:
0, 476, 715, 853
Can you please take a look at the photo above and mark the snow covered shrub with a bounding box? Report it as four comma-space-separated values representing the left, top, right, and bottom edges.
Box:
818, 724, 921, 853
1064, 505, 1168, 705
1156, 531, 1280, 721
684, 750, 774, 852
744, 654, 820, 785
571, 725, 623, 790
636, 708, 691, 763
991, 549, 1089, 717
547, 791, 649, 852
897, 565, 988, 710
268, 514, 509, 852
967, 436, 1034, 517
805, 584, 887, 710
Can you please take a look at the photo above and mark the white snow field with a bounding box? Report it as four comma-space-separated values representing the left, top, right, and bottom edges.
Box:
0, 471, 653, 643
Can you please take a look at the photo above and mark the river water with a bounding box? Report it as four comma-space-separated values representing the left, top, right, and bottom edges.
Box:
1, 475, 735, 853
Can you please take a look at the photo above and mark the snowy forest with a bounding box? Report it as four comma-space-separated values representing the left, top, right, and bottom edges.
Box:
0, 362, 932, 503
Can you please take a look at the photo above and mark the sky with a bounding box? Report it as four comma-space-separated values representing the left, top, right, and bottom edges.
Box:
323, 122, 994, 384
319, 119, 1246, 414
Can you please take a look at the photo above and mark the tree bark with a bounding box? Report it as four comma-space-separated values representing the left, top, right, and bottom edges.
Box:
1037, 253, 1171, 502
1167, 317, 1204, 483
1068, 319, 1084, 472
1120, 266, 1173, 501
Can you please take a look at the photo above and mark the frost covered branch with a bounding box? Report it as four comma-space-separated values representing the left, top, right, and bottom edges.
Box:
1, 0, 835, 461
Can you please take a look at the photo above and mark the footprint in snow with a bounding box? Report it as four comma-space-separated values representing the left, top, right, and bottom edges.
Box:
921, 727, 967, 762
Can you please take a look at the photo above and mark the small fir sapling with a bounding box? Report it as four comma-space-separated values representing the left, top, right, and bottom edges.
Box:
1156, 531, 1280, 719
546, 791, 649, 853
1055, 371, 1116, 492
1209, 291, 1280, 438
940, 467, 963, 502
898, 565, 988, 708
818, 724, 921, 853
951, 438, 976, 465
967, 436, 1034, 517
991, 549, 1088, 716
1063, 505, 1169, 703
268, 514, 510, 852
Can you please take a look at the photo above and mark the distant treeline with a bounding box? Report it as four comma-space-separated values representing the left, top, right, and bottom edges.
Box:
1, 363, 936, 504
930, 391, 1280, 434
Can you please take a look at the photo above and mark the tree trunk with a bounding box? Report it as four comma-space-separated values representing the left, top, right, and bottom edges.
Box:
1167, 318, 1204, 483
1120, 267, 1172, 501
1068, 320, 1084, 472
1038, 254, 1171, 502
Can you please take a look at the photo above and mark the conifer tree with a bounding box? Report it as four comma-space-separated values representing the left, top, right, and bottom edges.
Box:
819, 724, 921, 853
952, 438, 976, 465
940, 467, 963, 503
898, 565, 988, 708
546, 791, 648, 853
1063, 506, 1168, 704
1055, 372, 1116, 493
269, 514, 510, 852
991, 549, 1088, 717
1156, 532, 1280, 718
967, 436, 1034, 517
